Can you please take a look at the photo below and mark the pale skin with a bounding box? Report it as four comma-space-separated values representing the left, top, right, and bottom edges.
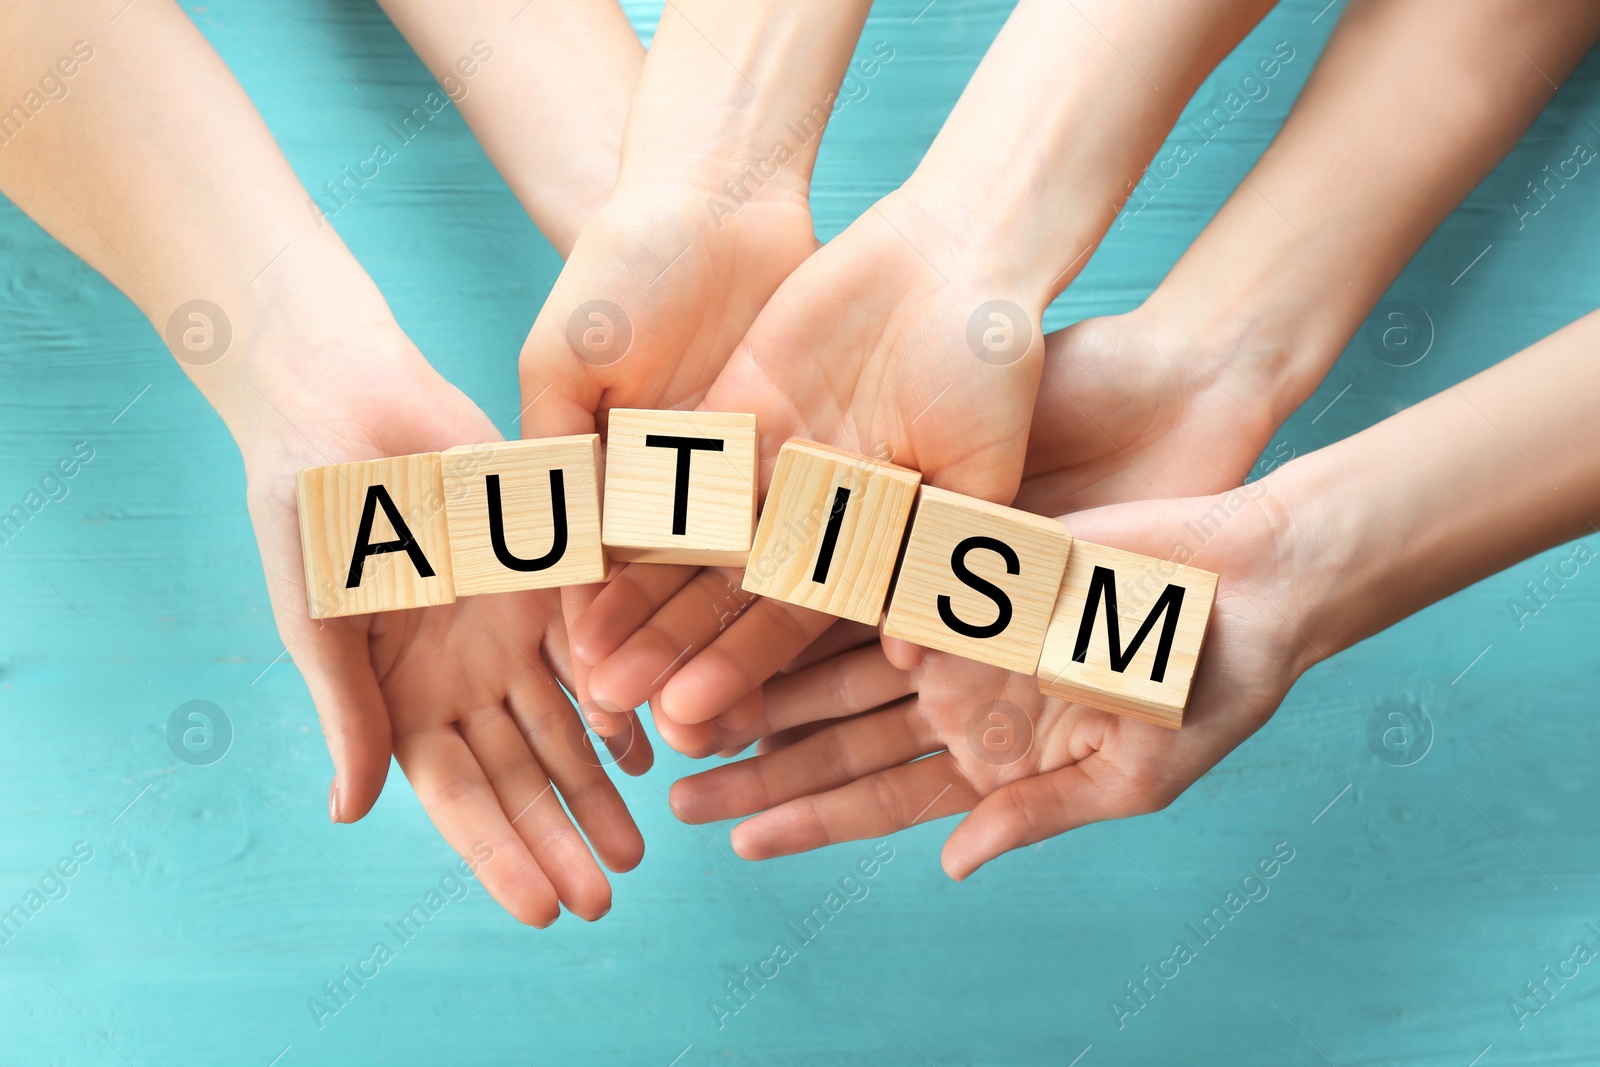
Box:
595, 0, 1600, 758
568, 0, 1290, 730
671, 309, 1600, 877
8, 0, 1595, 918
666, 0, 1600, 876
0, 0, 650, 925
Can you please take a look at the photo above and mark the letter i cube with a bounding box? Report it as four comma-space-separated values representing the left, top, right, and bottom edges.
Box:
742, 440, 920, 625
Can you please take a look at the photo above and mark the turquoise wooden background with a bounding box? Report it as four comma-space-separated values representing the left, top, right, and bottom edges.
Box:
3, 1, 1598, 1063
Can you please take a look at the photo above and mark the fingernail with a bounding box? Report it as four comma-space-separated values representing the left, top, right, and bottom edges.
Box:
329, 780, 340, 824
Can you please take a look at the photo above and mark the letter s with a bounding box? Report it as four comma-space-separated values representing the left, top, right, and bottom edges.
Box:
937, 536, 1018, 639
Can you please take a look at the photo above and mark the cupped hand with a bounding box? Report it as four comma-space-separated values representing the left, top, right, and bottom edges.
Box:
241, 322, 649, 925
572, 187, 1050, 731
578, 271, 1297, 749
668, 486, 1321, 879
517, 177, 819, 728
517, 180, 817, 439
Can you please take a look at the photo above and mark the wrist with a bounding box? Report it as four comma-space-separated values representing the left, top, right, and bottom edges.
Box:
614, 3, 871, 205
876, 181, 1068, 310
169, 256, 409, 453
1254, 451, 1383, 669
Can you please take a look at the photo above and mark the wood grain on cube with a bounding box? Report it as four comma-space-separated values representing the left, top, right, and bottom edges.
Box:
441, 436, 606, 596
883, 486, 1072, 673
1035, 542, 1217, 729
742, 439, 920, 626
601, 408, 757, 566
296, 453, 455, 619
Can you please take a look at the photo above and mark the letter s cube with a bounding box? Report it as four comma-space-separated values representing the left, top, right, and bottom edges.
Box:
883, 486, 1072, 673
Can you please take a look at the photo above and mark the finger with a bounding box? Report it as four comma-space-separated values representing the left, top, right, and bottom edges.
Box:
569, 562, 700, 667
518, 307, 602, 440
880, 635, 923, 673
656, 597, 836, 725
756, 720, 835, 756
507, 671, 646, 876
280, 611, 393, 824
941, 762, 1118, 881
458, 702, 613, 921
708, 687, 765, 738
780, 620, 881, 674
711, 644, 913, 751
650, 701, 724, 759
556, 584, 636, 738
730, 754, 979, 860
585, 567, 751, 714
670, 700, 934, 824
602, 711, 655, 777
554, 589, 652, 773
393, 723, 561, 927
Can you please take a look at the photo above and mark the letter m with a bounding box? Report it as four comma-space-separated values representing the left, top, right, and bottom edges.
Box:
1072, 566, 1186, 683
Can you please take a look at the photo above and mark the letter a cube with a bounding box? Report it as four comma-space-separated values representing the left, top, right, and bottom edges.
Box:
297, 453, 456, 618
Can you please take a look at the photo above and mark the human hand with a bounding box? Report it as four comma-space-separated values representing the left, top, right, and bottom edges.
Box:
572, 269, 1301, 755
568, 185, 1051, 737
667, 486, 1316, 879
568, 0, 1285, 728
241, 316, 648, 925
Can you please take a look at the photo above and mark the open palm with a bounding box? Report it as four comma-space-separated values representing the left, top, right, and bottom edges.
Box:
668, 489, 1319, 878
244, 327, 646, 925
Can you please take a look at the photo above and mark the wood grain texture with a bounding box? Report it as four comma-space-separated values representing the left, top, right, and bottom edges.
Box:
601, 408, 757, 565
883, 485, 1072, 673
1036, 542, 1218, 729
295, 453, 455, 618
441, 436, 605, 596
742, 439, 920, 625
8, 3, 1600, 1065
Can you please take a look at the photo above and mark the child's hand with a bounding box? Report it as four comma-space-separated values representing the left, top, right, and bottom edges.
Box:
667, 488, 1318, 878
242, 321, 648, 925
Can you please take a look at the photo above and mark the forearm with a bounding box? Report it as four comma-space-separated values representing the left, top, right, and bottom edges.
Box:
376, 0, 643, 255
614, 0, 874, 200
1274, 311, 1600, 667
904, 0, 1276, 296
0, 1, 392, 442
1148, 0, 1600, 423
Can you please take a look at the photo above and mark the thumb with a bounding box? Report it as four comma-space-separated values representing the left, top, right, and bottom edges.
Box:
285, 617, 394, 823
518, 296, 610, 440
940, 762, 1108, 880
251, 495, 393, 823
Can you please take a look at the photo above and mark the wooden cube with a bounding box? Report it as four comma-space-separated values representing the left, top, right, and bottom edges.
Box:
297, 453, 456, 619
1035, 542, 1217, 729
601, 409, 757, 566
882, 486, 1072, 673
742, 440, 920, 626
441, 436, 606, 596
